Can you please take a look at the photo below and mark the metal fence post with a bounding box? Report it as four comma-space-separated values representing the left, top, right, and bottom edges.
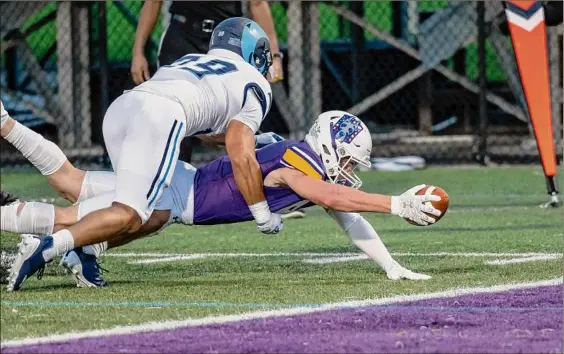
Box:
56, 1, 74, 147
287, 0, 306, 138
303, 1, 321, 126
73, 2, 91, 147
475, 1, 489, 164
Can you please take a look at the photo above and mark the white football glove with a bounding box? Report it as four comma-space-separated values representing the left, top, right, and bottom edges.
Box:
386, 261, 432, 280
256, 213, 283, 235
390, 184, 441, 226
255, 132, 284, 149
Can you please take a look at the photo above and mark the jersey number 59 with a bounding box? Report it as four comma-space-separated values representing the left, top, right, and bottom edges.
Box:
169, 55, 238, 79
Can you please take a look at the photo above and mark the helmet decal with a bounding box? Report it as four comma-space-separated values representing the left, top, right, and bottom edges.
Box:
331, 114, 364, 144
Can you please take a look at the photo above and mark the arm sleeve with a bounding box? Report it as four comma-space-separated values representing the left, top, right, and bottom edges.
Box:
231, 93, 263, 133
327, 210, 396, 272
232, 80, 272, 133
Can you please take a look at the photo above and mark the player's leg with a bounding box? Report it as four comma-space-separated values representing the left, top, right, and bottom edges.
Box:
58, 192, 114, 287
62, 170, 176, 287
1, 103, 119, 205
1, 102, 83, 203
1, 187, 166, 287
60, 201, 172, 288
1, 170, 118, 244
6, 93, 186, 291
5, 94, 127, 291
63, 93, 185, 245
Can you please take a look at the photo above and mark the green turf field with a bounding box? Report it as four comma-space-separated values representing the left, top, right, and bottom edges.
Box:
1, 166, 562, 341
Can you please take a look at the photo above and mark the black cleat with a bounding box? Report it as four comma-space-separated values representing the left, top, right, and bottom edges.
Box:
0, 191, 18, 206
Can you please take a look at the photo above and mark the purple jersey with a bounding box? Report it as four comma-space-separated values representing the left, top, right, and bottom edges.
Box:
192, 140, 326, 225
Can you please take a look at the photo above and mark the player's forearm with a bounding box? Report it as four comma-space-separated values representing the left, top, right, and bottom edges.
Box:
230, 152, 267, 205
317, 184, 391, 213
282, 171, 392, 213
133, 0, 162, 56
225, 121, 268, 207
250, 0, 280, 54
332, 188, 392, 213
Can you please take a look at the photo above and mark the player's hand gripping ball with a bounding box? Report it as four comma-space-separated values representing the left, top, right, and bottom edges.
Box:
405, 186, 449, 226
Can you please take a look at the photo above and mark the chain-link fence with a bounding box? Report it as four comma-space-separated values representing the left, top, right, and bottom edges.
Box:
1, 1, 562, 168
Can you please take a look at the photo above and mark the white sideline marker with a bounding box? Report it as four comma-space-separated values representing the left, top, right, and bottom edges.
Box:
2, 278, 562, 349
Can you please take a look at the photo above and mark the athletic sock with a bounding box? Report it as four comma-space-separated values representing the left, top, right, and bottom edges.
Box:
44, 229, 75, 260
82, 242, 108, 258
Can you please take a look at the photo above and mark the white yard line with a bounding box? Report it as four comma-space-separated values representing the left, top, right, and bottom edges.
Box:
131, 254, 210, 264
106, 251, 562, 258
303, 255, 369, 264
106, 252, 358, 258
106, 251, 563, 265
2, 278, 561, 348
485, 255, 562, 265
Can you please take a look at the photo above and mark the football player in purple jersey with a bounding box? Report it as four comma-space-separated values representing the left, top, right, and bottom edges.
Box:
2, 109, 441, 290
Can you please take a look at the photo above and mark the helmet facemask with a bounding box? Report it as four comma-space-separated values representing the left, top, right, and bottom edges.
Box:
326, 144, 371, 189
249, 37, 272, 77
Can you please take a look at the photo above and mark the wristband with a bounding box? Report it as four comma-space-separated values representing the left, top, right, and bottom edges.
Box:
249, 201, 271, 225
390, 196, 401, 216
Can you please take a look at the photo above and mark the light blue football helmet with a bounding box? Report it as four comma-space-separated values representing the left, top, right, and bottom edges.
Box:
209, 17, 272, 76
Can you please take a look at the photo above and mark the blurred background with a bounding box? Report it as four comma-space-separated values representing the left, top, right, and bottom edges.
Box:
0, 0, 562, 169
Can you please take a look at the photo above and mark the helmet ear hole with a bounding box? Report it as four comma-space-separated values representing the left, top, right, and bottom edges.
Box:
322, 144, 331, 155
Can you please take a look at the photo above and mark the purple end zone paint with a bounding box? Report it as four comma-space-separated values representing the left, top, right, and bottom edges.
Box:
4, 285, 562, 354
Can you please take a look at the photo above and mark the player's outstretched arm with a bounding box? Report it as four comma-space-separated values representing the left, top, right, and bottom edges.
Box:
225, 120, 282, 234
277, 167, 391, 212
328, 210, 431, 280
277, 168, 441, 226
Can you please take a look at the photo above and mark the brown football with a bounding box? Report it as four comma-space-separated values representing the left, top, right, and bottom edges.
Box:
405, 186, 450, 226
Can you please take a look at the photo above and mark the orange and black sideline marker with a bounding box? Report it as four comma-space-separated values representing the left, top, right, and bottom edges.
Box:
505, 0, 560, 207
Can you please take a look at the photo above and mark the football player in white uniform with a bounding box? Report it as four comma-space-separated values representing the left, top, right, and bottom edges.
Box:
2, 106, 441, 290
3, 17, 288, 291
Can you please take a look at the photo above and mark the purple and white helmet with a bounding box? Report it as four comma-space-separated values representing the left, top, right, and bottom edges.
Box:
305, 111, 372, 189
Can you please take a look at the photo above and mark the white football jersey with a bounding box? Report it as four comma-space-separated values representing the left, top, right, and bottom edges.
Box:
130, 49, 272, 137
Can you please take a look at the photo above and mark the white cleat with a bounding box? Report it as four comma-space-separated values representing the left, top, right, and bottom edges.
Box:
386, 262, 432, 281
7, 234, 53, 291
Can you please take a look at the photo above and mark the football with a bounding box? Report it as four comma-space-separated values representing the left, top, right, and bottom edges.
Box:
405, 186, 450, 226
